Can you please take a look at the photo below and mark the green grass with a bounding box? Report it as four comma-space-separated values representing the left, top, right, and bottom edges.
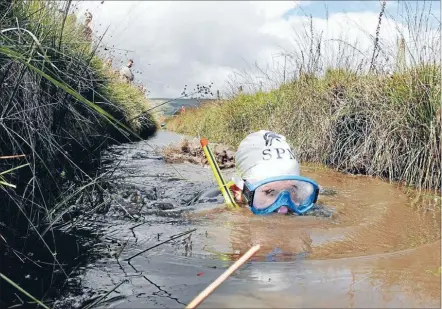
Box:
0, 273, 51, 309
0, 0, 156, 306
99, 70, 156, 133
167, 66, 440, 192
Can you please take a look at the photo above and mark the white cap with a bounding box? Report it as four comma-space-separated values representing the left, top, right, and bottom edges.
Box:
232, 130, 300, 189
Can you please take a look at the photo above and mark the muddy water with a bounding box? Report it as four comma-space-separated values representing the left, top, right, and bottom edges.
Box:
63, 130, 440, 308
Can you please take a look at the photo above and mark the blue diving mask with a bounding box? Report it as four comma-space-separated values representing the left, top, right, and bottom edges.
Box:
241, 175, 319, 215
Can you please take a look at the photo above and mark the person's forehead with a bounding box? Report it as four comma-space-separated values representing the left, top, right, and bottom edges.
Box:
259, 180, 294, 187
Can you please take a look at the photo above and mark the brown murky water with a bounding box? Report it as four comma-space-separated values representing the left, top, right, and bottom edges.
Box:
182, 162, 441, 308
75, 131, 440, 308
202, 241, 441, 308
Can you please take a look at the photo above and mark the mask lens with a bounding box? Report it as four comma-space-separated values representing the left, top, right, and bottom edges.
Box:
252, 179, 316, 210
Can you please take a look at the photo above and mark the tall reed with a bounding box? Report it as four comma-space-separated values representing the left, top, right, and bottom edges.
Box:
0, 0, 156, 306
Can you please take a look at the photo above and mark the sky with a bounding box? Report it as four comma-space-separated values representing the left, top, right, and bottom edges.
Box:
74, 1, 440, 98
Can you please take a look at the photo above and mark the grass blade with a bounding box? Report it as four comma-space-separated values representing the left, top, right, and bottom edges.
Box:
0, 272, 51, 309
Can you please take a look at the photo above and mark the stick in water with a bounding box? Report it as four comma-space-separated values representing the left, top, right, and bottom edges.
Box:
185, 244, 261, 309
0, 154, 26, 159
124, 228, 197, 261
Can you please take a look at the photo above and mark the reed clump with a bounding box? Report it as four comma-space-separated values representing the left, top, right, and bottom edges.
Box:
0, 0, 156, 306
167, 65, 440, 192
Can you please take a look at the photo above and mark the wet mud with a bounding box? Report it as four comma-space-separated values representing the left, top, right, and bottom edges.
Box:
0, 224, 105, 309
162, 137, 236, 169
6, 130, 439, 309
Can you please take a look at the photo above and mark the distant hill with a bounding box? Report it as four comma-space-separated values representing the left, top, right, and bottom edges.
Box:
148, 98, 217, 116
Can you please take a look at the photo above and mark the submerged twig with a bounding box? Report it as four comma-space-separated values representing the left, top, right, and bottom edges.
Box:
0, 154, 26, 159
124, 228, 197, 261
83, 279, 128, 309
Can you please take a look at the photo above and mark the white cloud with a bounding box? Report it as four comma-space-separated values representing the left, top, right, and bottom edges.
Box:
251, 1, 299, 20
73, 1, 440, 98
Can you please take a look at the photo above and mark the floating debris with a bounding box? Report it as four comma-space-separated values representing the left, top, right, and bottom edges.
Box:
162, 138, 235, 169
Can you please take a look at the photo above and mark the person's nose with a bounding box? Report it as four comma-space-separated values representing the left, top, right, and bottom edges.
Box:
277, 205, 289, 214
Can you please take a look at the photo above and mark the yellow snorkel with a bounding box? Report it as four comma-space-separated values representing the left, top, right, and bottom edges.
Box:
200, 138, 240, 209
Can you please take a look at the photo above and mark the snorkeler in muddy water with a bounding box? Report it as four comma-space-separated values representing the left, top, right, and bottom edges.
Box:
228, 130, 320, 215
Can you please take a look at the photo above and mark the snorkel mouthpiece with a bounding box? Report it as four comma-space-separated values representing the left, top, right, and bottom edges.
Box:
274, 191, 291, 214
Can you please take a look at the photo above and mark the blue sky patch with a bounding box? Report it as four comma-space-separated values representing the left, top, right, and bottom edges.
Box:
283, 0, 440, 30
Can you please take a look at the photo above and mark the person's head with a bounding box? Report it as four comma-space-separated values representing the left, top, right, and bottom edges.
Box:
127, 59, 133, 68
231, 130, 318, 215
